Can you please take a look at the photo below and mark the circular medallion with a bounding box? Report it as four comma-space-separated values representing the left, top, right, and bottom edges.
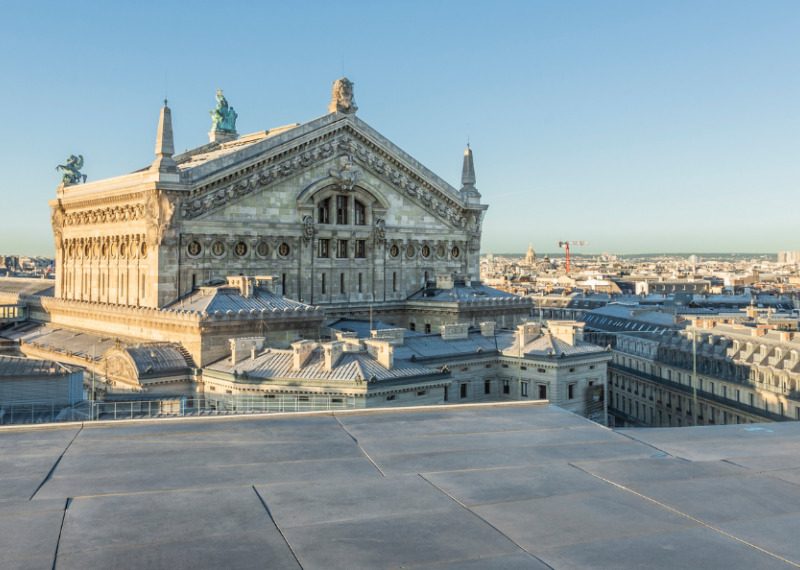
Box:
234, 241, 248, 257
389, 244, 400, 258
421, 245, 431, 258
451, 246, 460, 258
436, 245, 446, 258
278, 242, 290, 257
406, 245, 415, 258
256, 241, 269, 258
211, 241, 225, 257
187, 240, 202, 257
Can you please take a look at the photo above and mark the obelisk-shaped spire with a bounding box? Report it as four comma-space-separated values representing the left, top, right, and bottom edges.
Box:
152, 99, 177, 173
461, 144, 476, 188
459, 144, 481, 203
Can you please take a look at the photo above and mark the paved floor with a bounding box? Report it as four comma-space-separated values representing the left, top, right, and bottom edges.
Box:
2, 403, 800, 569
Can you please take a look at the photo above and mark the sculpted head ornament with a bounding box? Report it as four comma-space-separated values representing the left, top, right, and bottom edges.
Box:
328, 77, 357, 114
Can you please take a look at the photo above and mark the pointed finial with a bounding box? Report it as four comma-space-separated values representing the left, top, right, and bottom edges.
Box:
152, 101, 177, 173
460, 143, 481, 204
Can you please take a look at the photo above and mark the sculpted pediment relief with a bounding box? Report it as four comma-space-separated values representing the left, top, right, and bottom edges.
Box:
179, 123, 482, 231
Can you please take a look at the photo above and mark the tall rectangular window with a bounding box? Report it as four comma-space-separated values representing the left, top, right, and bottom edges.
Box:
318, 198, 330, 224
354, 200, 366, 225
358, 272, 363, 293
337, 240, 348, 258
340, 272, 345, 293
484, 380, 491, 395
336, 195, 348, 224
460, 383, 468, 399
521, 381, 529, 398
537, 384, 547, 399
318, 239, 330, 258
321, 273, 326, 294
392, 271, 397, 292
503, 380, 510, 394
568, 383, 576, 400
355, 240, 366, 258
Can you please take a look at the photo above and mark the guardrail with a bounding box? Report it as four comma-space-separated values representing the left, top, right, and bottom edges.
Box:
0, 395, 357, 425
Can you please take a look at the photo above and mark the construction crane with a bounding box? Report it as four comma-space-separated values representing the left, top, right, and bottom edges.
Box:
557, 240, 588, 274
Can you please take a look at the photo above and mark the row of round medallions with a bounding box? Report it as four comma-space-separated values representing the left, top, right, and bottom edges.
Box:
185, 240, 461, 261
388, 244, 460, 259
65, 239, 148, 260
186, 240, 290, 259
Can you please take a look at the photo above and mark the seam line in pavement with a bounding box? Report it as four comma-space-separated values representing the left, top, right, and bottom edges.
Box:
51, 497, 72, 570
252, 486, 304, 569
333, 415, 386, 477
417, 473, 555, 569
569, 463, 800, 568
31, 426, 83, 501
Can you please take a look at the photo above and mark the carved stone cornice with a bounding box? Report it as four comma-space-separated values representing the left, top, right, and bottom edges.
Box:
179, 123, 484, 231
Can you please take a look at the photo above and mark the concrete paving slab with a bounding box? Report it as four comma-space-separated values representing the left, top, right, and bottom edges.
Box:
572, 456, 749, 484
56, 531, 300, 570
282, 508, 521, 569
718, 512, 800, 564
55, 487, 299, 569
37, 456, 382, 499
409, 552, 551, 569
423, 463, 609, 506
371, 440, 655, 476
536, 526, 791, 569
0, 498, 65, 568
0, 475, 48, 501
472, 488, 698, 550
630, 474, 800, 524
355, 425, 624, 456
256, 474, 455, 528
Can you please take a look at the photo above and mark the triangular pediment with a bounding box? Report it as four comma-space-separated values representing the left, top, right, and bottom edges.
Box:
178, 114, 485, 230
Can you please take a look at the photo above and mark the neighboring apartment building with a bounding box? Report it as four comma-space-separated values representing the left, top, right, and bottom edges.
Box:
582, 305, 800, 427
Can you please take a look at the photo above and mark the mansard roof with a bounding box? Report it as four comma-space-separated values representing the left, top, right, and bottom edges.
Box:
167, 284, 311, 315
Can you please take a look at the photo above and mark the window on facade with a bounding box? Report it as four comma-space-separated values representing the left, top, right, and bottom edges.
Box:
568, 383, 576, 400
484, 380, 491, 394
503, 380, 510, 394
337, 240, 348, 258
340, 272, 345, 293
537, 384, 547, 399
354, 200, 366, 225
321, 273, 326, 294
425, 324, 431, 333
460, 383, 468, 399
521, 381, 529, 398
336, 195, 348, 224
409, 322, 416, 331
318, 239, 330, 258
355, 240, 366, 258
392, 272, 397, 292
358, 272, 363, 293
318, 198, 330, 224
417, 390, 427, 396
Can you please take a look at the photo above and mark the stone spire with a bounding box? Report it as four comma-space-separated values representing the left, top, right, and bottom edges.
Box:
459, 144, 481, 204
152, 100, 177, 173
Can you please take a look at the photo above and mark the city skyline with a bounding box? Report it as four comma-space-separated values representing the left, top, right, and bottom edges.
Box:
1, 0, 798, 256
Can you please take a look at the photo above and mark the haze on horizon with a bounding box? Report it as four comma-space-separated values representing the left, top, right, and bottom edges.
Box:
0, 0, 797, 257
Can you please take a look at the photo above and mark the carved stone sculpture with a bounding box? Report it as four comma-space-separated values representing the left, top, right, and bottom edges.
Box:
328, 77, 357, 114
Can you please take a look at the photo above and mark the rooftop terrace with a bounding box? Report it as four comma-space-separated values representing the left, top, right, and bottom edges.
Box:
2, 403, 800, 568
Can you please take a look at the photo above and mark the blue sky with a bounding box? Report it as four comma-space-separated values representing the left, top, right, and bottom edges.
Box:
1, 0, 798, 256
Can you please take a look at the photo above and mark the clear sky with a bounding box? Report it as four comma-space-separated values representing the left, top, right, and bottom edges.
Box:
1, 0, 798, 256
